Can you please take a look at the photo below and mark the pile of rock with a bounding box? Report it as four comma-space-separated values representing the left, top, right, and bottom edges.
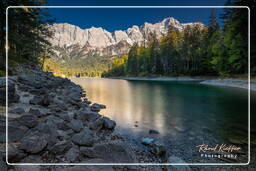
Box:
0, 71, 143, 170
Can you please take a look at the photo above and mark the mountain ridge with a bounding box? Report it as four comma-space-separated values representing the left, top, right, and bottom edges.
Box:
48, 17, 204, 62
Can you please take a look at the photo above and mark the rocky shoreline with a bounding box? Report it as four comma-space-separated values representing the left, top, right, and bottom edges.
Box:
0, 70, 178, 171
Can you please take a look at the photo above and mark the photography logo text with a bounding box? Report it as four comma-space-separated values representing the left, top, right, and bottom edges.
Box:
196, 144, 241, 160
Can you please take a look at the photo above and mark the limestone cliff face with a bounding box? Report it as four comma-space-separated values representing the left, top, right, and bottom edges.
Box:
48, 17, 204, 61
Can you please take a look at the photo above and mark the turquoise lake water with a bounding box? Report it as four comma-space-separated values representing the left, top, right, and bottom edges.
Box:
72, 78, 255, 163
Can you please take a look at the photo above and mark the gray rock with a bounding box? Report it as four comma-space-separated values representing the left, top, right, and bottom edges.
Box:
0, 159, 7, 171
1, 79, 19, 105
90, 103, 106, 112
142, 138, 166, 157
91, 142, 136, 163
40, 94, 52, 106
102, 117, 116, 130
57, 122, 70, 131
17, 74, 34, 85
9, 107, 25, 114
7, 144, 26, 163
49, 140, 72, 154
65, 147, 80, 162
167, 156, 191, 171
20, 154, 43, 163
17, 114, 38, 128
29, 88, 46, 95
29, 108, 46, 117
76, 112, 100, 122
80, 147, 99, 158
65, 129, 74, 135
4, 121, 28, 142
56, 112, 71, 121
35, 122, 60, 138
55, 101, 68, 111
71, 128, 95, 146
29, 95, 51, 106
44, 115, 69, 134
150, 140, 166, 157
68, 119, 83, 133
19, 134, 48, 153
149, 129, 160, 134
46, 135, 59, 148
29, 96, 43, 105
89, 118, 104, 131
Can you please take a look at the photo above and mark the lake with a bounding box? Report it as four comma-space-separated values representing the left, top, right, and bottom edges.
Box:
72, 77, 254, 163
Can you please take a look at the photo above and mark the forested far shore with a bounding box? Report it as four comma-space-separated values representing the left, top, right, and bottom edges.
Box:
102, 7, 249, 78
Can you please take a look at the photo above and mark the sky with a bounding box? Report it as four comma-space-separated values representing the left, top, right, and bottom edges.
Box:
45, 0, 227, 32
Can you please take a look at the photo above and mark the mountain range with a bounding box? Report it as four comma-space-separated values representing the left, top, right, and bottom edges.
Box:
48, 17, 204, 63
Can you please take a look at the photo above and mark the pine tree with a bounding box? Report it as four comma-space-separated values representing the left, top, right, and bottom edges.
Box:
222, 0, 248, 74
208, 9, 219, 37
148, 32, 160, 74
127, 43, 139, 75
0, 0, 54, 75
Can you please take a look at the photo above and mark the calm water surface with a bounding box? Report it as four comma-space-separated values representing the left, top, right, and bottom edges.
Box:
72, 78, 255, 162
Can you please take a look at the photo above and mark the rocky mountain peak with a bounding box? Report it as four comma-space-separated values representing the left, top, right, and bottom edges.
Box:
49, 17, 204, 61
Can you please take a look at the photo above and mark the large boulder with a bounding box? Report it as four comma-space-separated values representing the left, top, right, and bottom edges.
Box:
17, 114, 39, 128
71, 128, 95, 146
90, 103, 106, 112
19, 134, 48, 154
2, 120, 29, 143
35, 122, 60, 138
102, 117, 116, 130
89, 118, 104, 131
76, 111, 100, 122
49, 140, 72, 155
68, 119, 84, 133
7, 144, 26, 163
65, 147, 80, 162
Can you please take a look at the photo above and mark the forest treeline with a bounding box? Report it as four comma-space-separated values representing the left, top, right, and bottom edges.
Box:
103, 6, 249, 77
42, 56, 114, 77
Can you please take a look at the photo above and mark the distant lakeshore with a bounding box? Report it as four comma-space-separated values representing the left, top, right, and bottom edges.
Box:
71, 76, 256, 92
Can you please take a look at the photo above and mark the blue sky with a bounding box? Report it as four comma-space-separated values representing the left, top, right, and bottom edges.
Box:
46, 0, 227, 32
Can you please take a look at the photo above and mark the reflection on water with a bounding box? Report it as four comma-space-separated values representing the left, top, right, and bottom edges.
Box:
71, 78, 253, 143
